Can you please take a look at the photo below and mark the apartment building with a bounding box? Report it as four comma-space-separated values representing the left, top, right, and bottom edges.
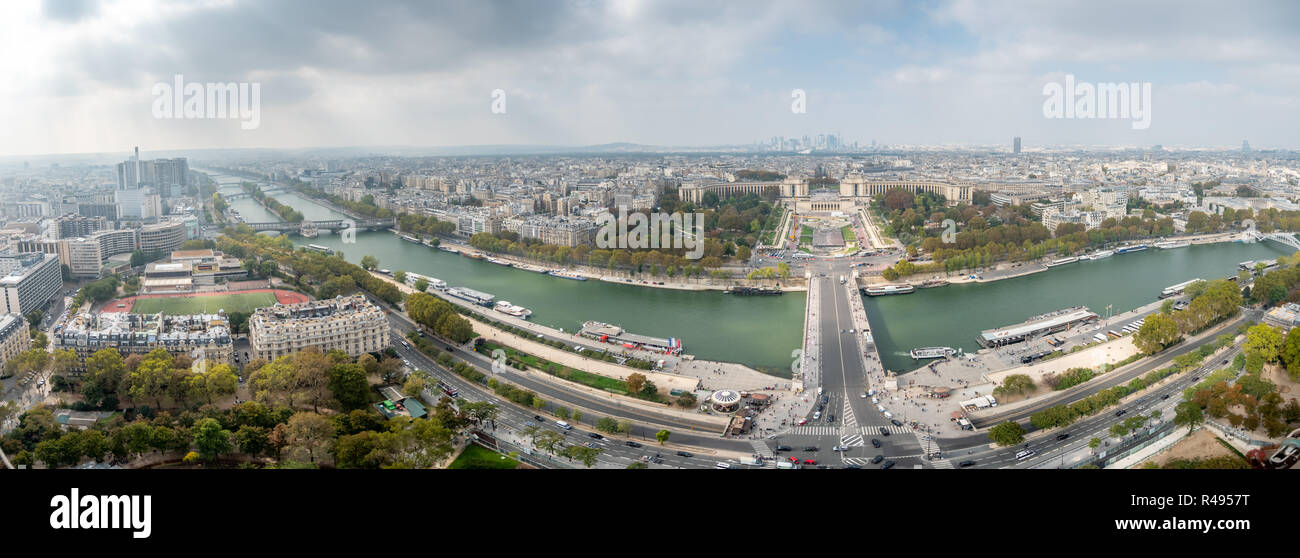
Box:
248, 294, 389, 361
0, 313, 33, 370
0, 253, 63, 315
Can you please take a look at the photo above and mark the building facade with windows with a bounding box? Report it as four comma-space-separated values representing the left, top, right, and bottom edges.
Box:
0, 253, 62, 316
248, 294, 389, 361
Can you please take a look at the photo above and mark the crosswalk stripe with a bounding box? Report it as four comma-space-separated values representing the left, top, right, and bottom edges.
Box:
859, 425, 912, 435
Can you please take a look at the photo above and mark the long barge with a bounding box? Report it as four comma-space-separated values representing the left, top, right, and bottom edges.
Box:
863, 284, 915, 296
726, 286, 783, 295
579, 321, 683, 355
977, 306, 1099, 348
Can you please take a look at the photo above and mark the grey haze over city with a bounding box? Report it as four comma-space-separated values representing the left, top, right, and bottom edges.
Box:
4, 0, 1300, 159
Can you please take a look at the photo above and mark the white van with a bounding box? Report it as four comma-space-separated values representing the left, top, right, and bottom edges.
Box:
883, 411, 894, 419
556, 421, 572, 430
877, 404, 886, 413
715, 462, 733, 469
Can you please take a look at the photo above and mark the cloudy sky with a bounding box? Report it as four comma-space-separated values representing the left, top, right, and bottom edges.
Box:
4, 0, 1299, 157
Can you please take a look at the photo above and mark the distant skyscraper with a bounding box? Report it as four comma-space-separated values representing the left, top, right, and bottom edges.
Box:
1013, 137, 1022, 154
1242, 140, 1251, 153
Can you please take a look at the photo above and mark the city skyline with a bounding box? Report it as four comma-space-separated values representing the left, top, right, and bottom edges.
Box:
3, 0, 1299, 158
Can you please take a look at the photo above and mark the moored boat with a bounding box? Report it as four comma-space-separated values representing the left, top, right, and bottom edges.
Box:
548, 269, 588, 281
493, 301, 532, 318
1045, 256, 1079, 267
910, 347, 956, 359
863, 284, 915, 296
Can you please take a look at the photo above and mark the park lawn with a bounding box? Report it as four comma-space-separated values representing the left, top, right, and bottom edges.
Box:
131, 291, 279, 315
841, 225, 856, 242
448, 444, 520, 470
477, 340, 630, 395
799, 225, 813, 244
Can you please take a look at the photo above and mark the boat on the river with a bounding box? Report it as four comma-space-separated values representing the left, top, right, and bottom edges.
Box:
726, 286, 783, 295
1116, 244, 1148, 254
1045, 256, 1079, 267
863, 284, 915, 296
910, 347, 956, 360
493, 301, 532, 319
548, 269, 588, 281
1155, 240, 1190, 249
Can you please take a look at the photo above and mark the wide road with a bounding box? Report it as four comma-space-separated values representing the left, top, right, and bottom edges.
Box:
764, 259, 924, 469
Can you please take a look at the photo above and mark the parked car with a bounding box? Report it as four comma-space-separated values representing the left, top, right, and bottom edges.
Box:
880, 460, 896, 469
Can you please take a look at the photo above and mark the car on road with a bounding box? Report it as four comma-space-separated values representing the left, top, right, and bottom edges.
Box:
827, 414, 835, 423
775, 445, 792, 452
958, 460, 976, 468
797, 418, 808, 426
1015, 449, 1036, 460
845, 464, 862, 469
821, 395, 829, 404
584, 442, 596, 448
880, 460, 896, 469
803, 459, 817, 465
1056, 433, 1070, 441
871, 438, 882, 448
588, 433, 604, 440
534, 415, 546, 422
803, 446, 819, 452
556, 421, 573, 430
1114, 409, 1127, 417
626, 441, 643, 448
813, 411, 822, 420
870, 455, 884, 464
890, 419, 903, 427
788, 456, 800, 463
879, 427, 890, 436
860, 392, 868, 398
1161, 394, 1171, 400
675, 451, 693, 458
832, 445, 847, 452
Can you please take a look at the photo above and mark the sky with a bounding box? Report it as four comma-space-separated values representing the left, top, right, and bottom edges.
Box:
3, 0, 1299, 157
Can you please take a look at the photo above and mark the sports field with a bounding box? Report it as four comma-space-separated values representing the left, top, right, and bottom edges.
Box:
130, 291, 278, 315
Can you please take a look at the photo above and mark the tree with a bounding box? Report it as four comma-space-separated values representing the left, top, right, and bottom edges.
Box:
1244, 324, 1283, 363
596, 417, 619, 433
328, 363, 371, 410
1133, 313, 1180, 354
1173, 401, 1204, 434
461, 401, 500, 426
1088, 437, 1101, 451
656, 429, 670, 445
192, 418, 233, 461
393, 271, 407, 284
987, 421, 1026, 446
360, 255, 379, 270
234, 425, 269, 456
281, 412, 336, 464
413, 278, 429, 292
625, 373, 646, 395
1281, 327, 1300, 380
626, 461, 648, 469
